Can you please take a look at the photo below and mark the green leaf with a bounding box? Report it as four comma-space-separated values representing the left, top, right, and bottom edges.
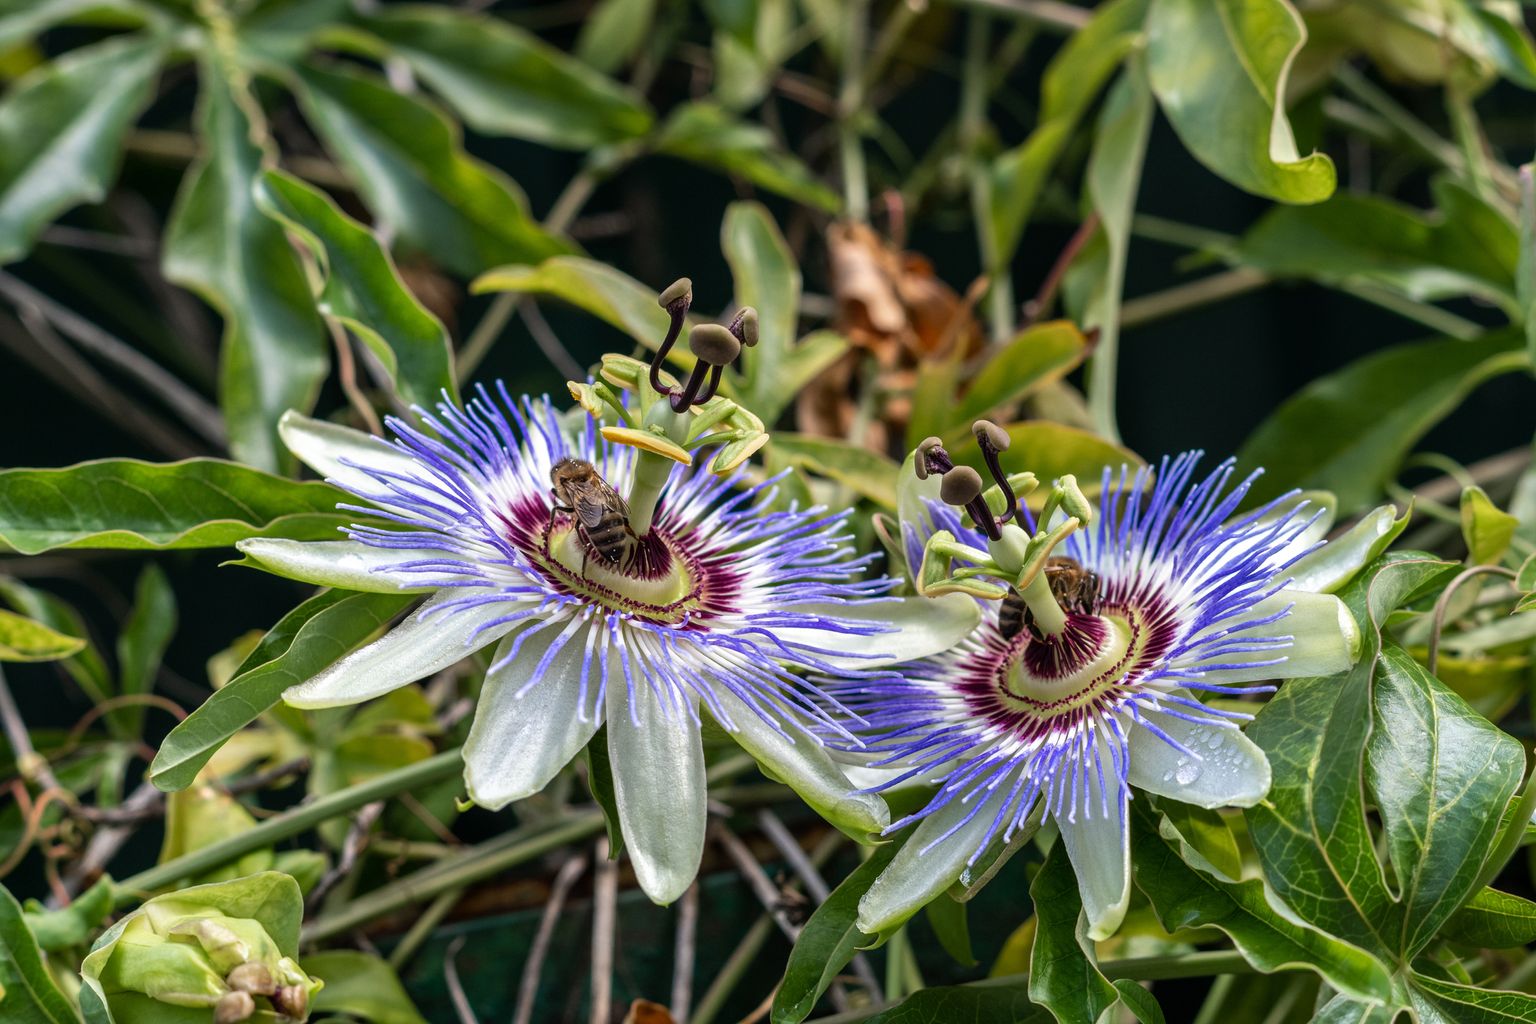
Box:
473, 256, 668, 349
163, 63, 326, 472
1028, 840, 1118, 1024
1366, 642, 1524, 958
574, 0, 657, 75
158, 784, 271, 883
721, 201, 802, 422
254, 170, 458, 409
1234, 188, 1519, 312
0, 33, 165, 264
0, 1, 152, 53
655, 102, 840, 212
923, 893, 975, 968
23, 876, 113, 952
0, 609, 86, 662
294, 63, 569, 277
0, 578, 111, 703
770, 841, 901, 1024
0, 458, 351, 554
149, 590, 413, 791
987, 0, 1145, 266
1440, 887, 1536, 948
1081, 60, 1154, 440
116, 565, 175, 700
768, 434, 899, 509
1408, 973, 1536, 1023
0, 883, 78, 1024
583, 726, 624, 859
1519, 164, 1535, 368
946, 322, 1088, 431
306, 950, 428, 1024
1461, 486, 1520, 565
1133, 805, 1395, 1003
1519, 552, 1536, 593
348, 5, 652, 149
1146, 0, 1335, 203
948, 422, 1143, 503
1154, 801, 1242, 881
1237, 330, 1528, 512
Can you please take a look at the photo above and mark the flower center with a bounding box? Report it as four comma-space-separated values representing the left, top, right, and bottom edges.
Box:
998, 607, 1146, 714
538, 523, 704, 624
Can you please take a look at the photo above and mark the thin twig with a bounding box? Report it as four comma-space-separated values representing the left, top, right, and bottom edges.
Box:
520, 299, 586, 380
711, 821, 804, 942
672, 882, 699, 1024
0, 272, 226, 446
1021, 213, 1100, 329
330, 322, 383, 435
514, 853, 589, 1024
387, 886, 466, 971
444, 936, 480, 1024
38, 226, 155, 259
307, 801, 385, 910
1427, 565, 1519, 675
60, 781, 161, 898
590, 838, 618, 1024
0, 664, 62, 793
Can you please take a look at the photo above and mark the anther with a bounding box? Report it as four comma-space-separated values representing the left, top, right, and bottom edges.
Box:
973, 419, 1019, 523
650, 277, 693, 397
915, 437, 954, 480
729, 307, 759, 348
688, 323, 741, 367
939, 466, 1003, 541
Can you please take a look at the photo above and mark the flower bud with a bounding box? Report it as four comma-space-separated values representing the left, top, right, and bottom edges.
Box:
226, 961, 276, 995
215, 990, 256, 1024
272, 983, 310, 1019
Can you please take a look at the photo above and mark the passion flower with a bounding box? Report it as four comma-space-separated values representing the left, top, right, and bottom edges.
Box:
831, 428, 1372, 939
235, 383, 976, 905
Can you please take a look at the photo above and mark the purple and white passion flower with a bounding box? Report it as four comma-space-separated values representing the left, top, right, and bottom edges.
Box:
235, 385, 978, 905
829, 427, 1381, 940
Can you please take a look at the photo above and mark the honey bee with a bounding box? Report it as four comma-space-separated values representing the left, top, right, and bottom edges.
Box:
549, 458, 638, 573
998, 556, 1101, 641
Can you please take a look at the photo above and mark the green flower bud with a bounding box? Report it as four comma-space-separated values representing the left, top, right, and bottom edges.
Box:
81, 872, 322, 1024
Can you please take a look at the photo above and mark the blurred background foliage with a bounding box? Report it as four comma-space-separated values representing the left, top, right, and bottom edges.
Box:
1, 0, 1536, 1021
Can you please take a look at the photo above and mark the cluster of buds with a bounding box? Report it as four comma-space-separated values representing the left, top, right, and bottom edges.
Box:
81, 872, 320, 1024
913, 421, 1095, 636
568, 277, 770, 477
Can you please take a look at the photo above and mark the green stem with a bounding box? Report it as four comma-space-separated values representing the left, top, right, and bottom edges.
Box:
305, 812, 605, 942
961, 12, 1013, 343
1446, 81, 1499, 205
837, 0, 870, 222
386, 885, 465, 970
884, 925, 910, 1002
1119, 268, 1270, 329
1019, 569, 1068, 636
116, 750, 464, 905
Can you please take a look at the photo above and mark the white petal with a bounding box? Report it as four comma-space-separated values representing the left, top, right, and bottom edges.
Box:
857, 782, 1012, 936
1188, 590, 1359, 685
714, 691, 888, 839
279, 411, 418, 492
1126, 703, 1271, 809
1057, 787, 1132, 941
282, 593, 515, 708
463, 625, 604, 810
767, 593, 980, 670
1286, 504, 1407, 595
609, 678, 705, 905
236, 539, 437, 593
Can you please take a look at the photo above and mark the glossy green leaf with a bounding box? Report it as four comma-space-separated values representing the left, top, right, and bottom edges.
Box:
158, 784, 271, 883
1366, 641, 1524, 957
116, 565, 175, 701
254, 170, 458, 408
922, 893, 975, 968
163, 64, 326, 472
1134, 806, 1395, 1003
949, 422, 1143, 503
947, 322, 1088, 430
306, 950, 428, 1024
768, 434, 899, 509
294, 63, 569, 277
1146, 0, 1335, 203
1235, 187, 1519, 312
771, 841, 900, 1024
721, 201, 801, 422
349, 5, 653, 149
1081, 62, 1154, 440
0, 609, 87, 662
1237, 330, 1528, 511
0, 883, 78, 1024
150, 589, 413, 791
473, 256, 668, 349
23, 876, 112, 952
1408, 973, 1536, 1023
987, 0, 1145, 265
574, 0, 657, 74
1154, 801, 1242, 881
1028, 840, 1118, 1024
0, 578, 110, 703
1440, 887, 1536, 948
0, 33, 165, 264
0, 458, 351, 555
1461, 486, 1520, 565
655, 102, 840, 212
